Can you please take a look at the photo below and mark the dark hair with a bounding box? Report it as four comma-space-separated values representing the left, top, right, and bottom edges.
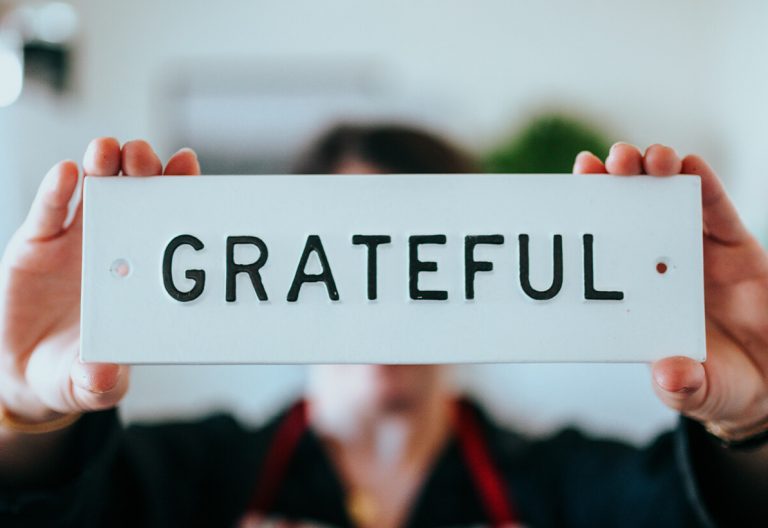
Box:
294, 123, 478, 174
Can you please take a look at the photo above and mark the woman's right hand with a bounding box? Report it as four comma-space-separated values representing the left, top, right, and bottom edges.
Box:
0, 138, 200, 426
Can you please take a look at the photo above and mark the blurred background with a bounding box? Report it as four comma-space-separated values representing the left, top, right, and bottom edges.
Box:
0, 0, 766, 444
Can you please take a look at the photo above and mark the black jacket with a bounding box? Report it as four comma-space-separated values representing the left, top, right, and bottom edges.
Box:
0, 400, 720, 527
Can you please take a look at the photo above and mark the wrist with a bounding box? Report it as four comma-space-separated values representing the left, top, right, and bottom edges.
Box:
704, 416, 768, 450
0, 403, 81, 436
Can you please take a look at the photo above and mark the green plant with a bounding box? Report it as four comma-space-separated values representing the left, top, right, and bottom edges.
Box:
484, 114, 611, 173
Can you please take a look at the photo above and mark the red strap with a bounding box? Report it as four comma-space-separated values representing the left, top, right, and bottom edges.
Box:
247, 400, 308, 513
247, 399, 518, 527
454, 399, 519, 526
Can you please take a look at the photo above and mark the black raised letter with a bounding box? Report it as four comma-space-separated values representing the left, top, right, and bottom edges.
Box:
163, 234, 205, 302
583, 234, 624, 300
226, 236, 269, 302
465, 235, 504, 300
287, 235, 340, 302
352, 235, 391, 300
519, 234, 563, 301
409, 235, 448, 301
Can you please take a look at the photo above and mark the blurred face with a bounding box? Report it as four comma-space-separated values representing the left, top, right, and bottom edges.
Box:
310, 364, 448, 416
306, 157, 451, 418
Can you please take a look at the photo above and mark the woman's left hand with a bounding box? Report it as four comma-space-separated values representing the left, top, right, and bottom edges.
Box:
574, 143, 768, 440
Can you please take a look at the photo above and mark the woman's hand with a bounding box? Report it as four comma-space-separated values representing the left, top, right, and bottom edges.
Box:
574, 143, 768, 440
0, 138, 200, 426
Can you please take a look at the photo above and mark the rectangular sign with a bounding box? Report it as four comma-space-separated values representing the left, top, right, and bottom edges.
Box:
81, 174, 705, 364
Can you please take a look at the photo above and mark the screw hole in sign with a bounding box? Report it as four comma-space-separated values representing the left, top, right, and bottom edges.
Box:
656, 260, 668, 275
110, 258, 131, 278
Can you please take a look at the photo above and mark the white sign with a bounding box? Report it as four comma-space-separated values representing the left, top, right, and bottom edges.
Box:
80, 174, 705, 364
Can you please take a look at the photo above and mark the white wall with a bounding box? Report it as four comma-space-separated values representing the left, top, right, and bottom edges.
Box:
1, 0, 766, 443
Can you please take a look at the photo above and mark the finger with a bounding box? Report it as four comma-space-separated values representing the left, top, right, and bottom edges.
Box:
163, 148, 201, 176
121, 140, 163, 176
682, 154, 750, 245
605, 142, 643, 175
642, 144, 682, 176
83, 137, 121, 176
651, 356, 708, 413
19, 161, 80, 242
572, 151, 607, 174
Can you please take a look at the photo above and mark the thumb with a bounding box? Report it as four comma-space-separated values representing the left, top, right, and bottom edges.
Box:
651, 356, 708, 414
69, 359, 131, 412
25, 335, 131, 415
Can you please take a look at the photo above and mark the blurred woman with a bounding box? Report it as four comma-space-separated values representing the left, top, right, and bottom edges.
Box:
0, 124, 767, 528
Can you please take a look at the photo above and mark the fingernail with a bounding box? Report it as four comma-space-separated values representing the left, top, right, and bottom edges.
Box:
83, 140, 98, 165
175, 147, 198, 159
609, 142, 630, 153
73, 365, 124, 394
